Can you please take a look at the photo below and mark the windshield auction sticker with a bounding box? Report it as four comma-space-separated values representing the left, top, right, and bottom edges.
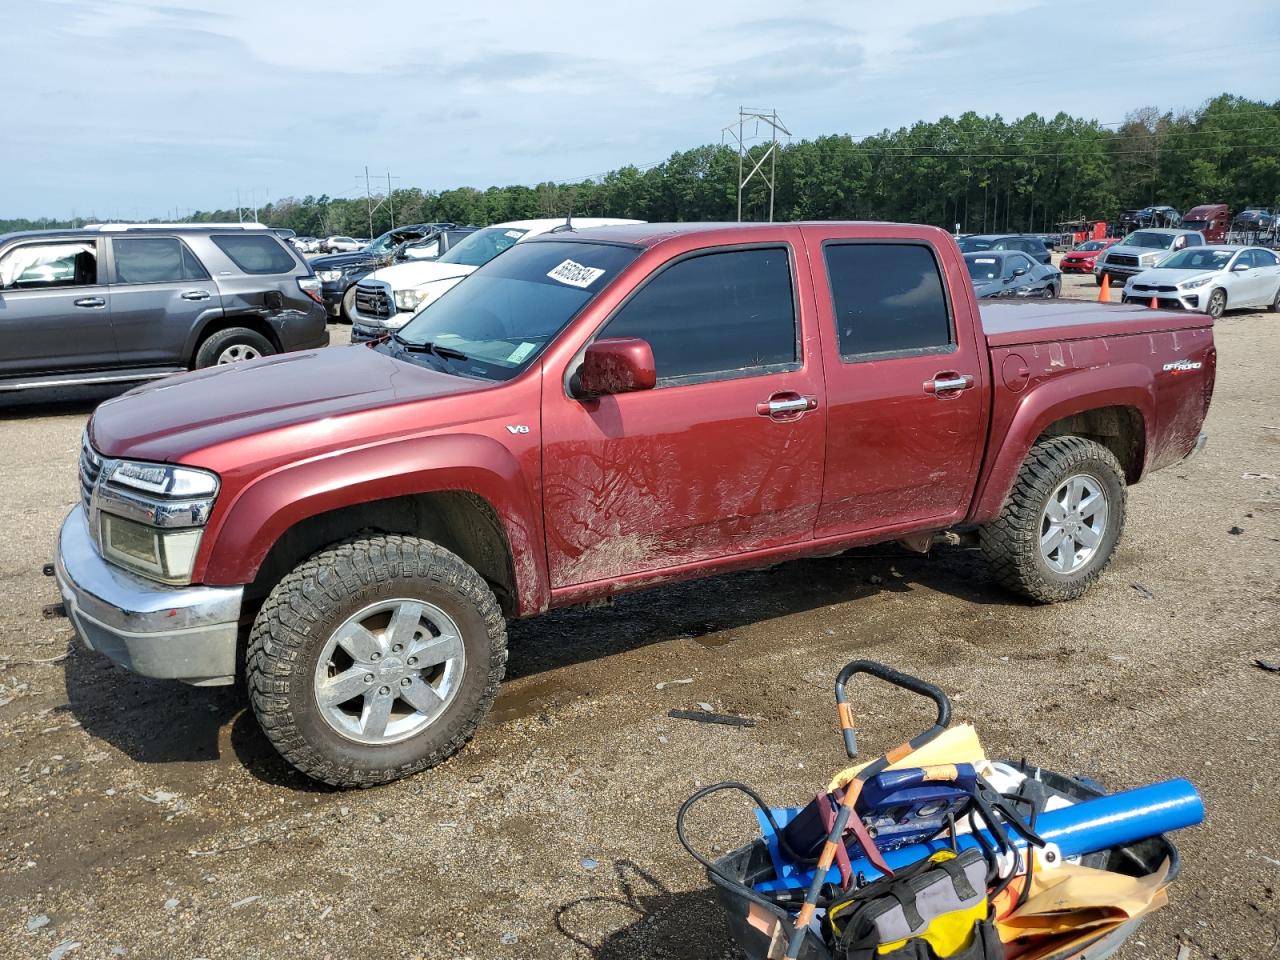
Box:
546, 259, 606, 289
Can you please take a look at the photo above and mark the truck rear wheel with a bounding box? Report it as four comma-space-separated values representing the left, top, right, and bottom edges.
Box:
246, 534, 507, 786
980, 437, 1126, 603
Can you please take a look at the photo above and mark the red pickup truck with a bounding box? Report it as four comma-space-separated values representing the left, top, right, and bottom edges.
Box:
55, 222, 1214, 786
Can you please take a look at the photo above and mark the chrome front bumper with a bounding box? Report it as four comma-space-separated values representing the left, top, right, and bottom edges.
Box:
54, 506, 243, 686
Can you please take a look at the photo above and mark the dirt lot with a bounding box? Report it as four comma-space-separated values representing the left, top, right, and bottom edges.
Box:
1, 276, 1277, 960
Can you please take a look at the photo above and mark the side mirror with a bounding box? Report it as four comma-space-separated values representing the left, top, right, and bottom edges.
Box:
1012, 267, 1028, 278
1232, 262, 1250, 272
575, 337, 657, 398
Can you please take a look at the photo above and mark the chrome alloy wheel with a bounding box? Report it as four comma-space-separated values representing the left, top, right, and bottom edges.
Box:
1039, 474, 1108, 574
217, 343, 262, 364
313, 598, 466, 745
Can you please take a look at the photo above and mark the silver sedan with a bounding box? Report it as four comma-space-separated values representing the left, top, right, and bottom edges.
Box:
1123, 245, 1280, 318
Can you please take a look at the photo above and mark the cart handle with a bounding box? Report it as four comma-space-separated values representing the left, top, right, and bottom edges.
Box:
834, 660, 952, 759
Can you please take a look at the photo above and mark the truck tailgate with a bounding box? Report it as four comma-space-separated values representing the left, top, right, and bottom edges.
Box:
981, 300, 1211, 348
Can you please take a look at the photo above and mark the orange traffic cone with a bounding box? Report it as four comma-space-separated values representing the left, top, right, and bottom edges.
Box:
1149, 296, 1158, 309
1098, 274, 1110, 303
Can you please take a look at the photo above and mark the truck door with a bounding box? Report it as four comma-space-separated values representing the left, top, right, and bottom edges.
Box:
107, 236, 222, 366
540, 236, 825, 587
0, 237, 117, 376
806, 234, 986, 537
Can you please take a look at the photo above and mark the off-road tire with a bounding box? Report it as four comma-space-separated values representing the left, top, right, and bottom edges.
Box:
980, 437, 1126, 603
340, 285, 358, 324
194, 327, 274, 369
246, 535, 507, 787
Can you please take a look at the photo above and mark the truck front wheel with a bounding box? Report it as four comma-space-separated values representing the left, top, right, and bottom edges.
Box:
246, 534, 508, 786
980, 437, 1126, 603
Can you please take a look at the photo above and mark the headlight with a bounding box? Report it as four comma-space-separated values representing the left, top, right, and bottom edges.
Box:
1181, 276, 1212, 289
101, 516, 205, 585
394, 287, 430, 312
98, 460, 219, 584
1140, 253, 1160, 265
316, 269, 343, 283
110, 461, 218, 498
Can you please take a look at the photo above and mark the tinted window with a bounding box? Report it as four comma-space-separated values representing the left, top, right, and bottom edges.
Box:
211, 234, 296, 274
1255, 249, 1280, 267
825, 243, 952, 359
0, 241, 97, 289
1004, 254, 1034, 278
112, 237, 208, 283
599, 248, 797, 383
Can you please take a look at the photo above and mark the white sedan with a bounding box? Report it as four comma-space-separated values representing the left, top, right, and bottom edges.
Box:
1123, 245, 1280, 319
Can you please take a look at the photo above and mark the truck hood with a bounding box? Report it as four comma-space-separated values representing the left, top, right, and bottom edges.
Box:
89, 345, 483, 463
309, 249, 389, 273
365, 259, 478, 290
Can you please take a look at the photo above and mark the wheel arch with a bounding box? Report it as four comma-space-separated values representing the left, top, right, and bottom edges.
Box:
969, 366, 1154, 524
185, 313, 283, 366
196, 434, 548, 617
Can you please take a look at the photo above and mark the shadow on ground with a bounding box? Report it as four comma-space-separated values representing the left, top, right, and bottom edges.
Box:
554, 860, 731, 960
62, 544, 1023, 789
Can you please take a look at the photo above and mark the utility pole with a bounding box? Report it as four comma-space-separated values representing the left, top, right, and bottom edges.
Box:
722, 107, 790, 222
386, 171, 395, 229
364, 166, 373, 238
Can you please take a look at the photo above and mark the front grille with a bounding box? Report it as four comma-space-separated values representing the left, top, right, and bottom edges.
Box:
354, 283, 392, 319
79, 436, 103, 512
1109, 254, 1139, 267
1132, 284, 1178, 293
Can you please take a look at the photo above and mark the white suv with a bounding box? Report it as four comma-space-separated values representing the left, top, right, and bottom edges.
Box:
349, 217, 642, 341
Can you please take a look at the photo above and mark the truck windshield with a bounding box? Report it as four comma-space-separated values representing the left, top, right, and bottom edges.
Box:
1158, 249, 1233, 271
390, 240, 639, 381
434, 226, 530, 268
1119, 231, 1176, 249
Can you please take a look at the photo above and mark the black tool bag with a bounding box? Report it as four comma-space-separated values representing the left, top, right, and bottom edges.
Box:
825, 848, 1003, 960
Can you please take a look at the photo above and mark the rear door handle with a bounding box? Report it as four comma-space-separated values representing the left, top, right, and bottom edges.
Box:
756, 392, 818, 420
924, 373, 975, 396
73, 297, 106, 308
181, 289, 211, 301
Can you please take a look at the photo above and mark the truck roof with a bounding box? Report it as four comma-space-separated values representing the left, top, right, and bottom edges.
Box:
981, 300, 1212, 348
532, 220, 917, 249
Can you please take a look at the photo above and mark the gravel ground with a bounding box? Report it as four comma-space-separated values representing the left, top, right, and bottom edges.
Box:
0, 276, 1277, 960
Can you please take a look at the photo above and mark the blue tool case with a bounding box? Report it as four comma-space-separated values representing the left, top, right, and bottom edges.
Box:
705, 765, 1181, 960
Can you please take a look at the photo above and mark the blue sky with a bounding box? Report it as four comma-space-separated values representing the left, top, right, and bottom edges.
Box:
3, 0, 1279, 220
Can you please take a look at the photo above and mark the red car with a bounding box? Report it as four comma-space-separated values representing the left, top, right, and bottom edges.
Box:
56, 222, 1215, 785
1060, 238, 1119, 273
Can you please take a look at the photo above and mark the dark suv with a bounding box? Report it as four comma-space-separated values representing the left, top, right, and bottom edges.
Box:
956, 234, 1053, 264
0, 225, 328, 392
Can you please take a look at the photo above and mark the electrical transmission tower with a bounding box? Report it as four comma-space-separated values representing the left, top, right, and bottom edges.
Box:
722, 107, 791, 222
357, 167, 400, 236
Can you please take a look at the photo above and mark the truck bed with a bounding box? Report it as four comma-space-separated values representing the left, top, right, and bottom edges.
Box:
981, 300, 1212, 348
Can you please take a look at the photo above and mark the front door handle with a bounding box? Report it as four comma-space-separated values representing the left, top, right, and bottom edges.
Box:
181, 289, 211, 301
924, 373, 975, 396
756, 392, 818, 420
73, 297, 106, 308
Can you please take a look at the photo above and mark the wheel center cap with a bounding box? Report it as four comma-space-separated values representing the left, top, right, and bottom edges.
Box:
379, 656, 405, 676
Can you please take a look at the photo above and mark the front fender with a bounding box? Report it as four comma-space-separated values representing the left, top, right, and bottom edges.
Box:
195, 433, 548, 614
968, 362, 1155, 524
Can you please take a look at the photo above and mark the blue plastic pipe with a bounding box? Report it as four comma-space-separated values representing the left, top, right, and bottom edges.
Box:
760, 778, 1203, 890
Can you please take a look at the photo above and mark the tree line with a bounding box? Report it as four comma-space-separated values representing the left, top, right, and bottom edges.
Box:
6, 94, 1277, 238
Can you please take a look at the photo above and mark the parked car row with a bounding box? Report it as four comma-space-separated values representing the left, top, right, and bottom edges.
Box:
1120, 245, 1280, 318
309, 223, 478, 321
347, 217, 642, 342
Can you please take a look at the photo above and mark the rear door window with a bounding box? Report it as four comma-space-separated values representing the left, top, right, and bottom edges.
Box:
0, 241, 98, 289
823, 243, 953, 360
211, 234, 297, 275
597, 247, 798, 385
112, 237, 209, 283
